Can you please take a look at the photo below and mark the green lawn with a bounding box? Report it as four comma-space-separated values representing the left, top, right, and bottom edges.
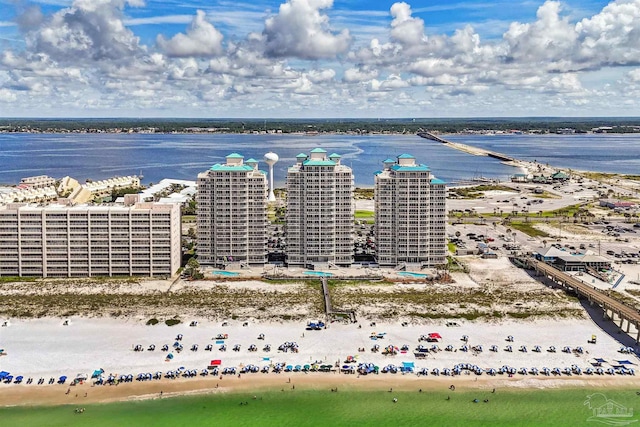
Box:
508, 221, 550, 238
355, 210, 374, 218
1, 388, 636, 427
355, 210, 375, 224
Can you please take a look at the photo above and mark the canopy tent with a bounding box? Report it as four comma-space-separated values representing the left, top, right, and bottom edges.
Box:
617, 360, 634, 365
0, 371, 9, 380
210, 360, 222, 366
428, 333, 442, 339
594, 358, 607, 363
91, 369, 104, 378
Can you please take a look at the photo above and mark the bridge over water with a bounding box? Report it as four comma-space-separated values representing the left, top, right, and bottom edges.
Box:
417, 131, 515, 162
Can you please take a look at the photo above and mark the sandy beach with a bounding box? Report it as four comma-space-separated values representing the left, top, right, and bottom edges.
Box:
1, 316, 640, 406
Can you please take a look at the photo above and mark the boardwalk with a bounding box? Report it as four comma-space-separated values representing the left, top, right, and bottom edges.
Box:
528, 258, 640, 342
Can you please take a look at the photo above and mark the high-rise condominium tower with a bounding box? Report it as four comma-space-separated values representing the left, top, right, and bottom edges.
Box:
197, 154, 268, 267
374, 154, 447, 267
286, 148, 354, 267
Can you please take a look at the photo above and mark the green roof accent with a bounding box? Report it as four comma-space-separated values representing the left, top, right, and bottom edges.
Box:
329, 153, 341, 158
245, 158, 258, 163
210, 164, 255, 172
383, 158, 395, 163
310, 148, 327, 153
226, 153, 244, 159
397, 154, 415, 159
296, 153, 307, 158
391, 164, 429, 172
430, 178, 446, 185
303, 160, 336, 167
374, 170, 383, 175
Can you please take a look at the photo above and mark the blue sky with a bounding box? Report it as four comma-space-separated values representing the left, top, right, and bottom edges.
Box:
0, 0, 638, 118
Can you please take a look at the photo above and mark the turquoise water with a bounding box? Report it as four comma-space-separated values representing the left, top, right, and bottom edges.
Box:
212, 271, 239, 277
303, 271, 333, 277
397, 271, 428, 278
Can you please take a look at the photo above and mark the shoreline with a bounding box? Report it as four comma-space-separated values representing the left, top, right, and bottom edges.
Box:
2, 371, 640, 408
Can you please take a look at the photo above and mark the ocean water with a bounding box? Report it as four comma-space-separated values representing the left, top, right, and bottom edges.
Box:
0, 133, 516, 187
446, 133, 640, 176
0, 132, 638, 187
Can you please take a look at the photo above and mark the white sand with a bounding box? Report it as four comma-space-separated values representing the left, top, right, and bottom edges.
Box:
0, 317, 637, 381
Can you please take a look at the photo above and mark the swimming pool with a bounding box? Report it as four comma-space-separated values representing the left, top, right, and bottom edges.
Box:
303, 271, 333, 277
212, 271, 239, 277
397, 271, 428, 278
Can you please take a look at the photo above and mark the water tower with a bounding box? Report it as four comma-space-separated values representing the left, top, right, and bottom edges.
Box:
264, 152, 279, 202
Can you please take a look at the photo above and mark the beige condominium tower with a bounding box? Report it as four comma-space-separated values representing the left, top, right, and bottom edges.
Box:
197, 153, 268, 267
286, 148, 354, 268
374, 154, 447, 267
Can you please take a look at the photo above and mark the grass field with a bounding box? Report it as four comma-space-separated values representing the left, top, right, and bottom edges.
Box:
2, 387, 637, 426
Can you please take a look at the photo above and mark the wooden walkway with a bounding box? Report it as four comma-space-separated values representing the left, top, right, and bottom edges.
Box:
320, 276, 356, 323
527, 258, 640, 342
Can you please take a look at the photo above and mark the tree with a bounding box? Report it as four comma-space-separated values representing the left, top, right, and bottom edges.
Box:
184, 257, 203, 280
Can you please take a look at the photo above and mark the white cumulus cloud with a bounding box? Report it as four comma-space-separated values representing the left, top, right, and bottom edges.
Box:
157, 10, 224, 58
263, 0, 351, 59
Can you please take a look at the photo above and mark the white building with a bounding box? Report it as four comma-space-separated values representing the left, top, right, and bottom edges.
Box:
196, 154, 268, 267
20, 175, 56, 189
0, 195, 181, 278
286, 149, 354, 267
374, 154, 447, 267
0, 186, 58, 205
